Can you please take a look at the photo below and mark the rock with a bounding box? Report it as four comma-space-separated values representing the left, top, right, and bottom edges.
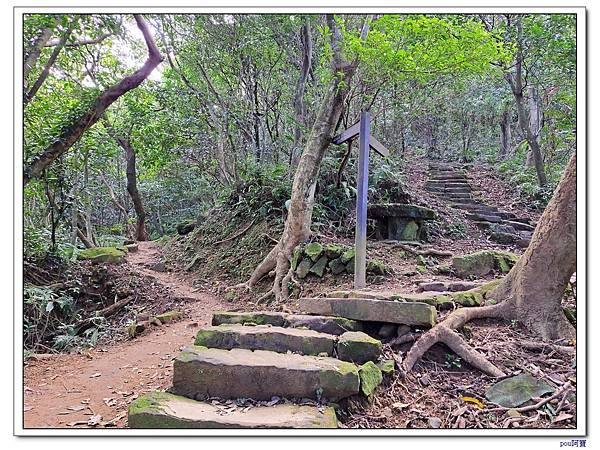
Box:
396, 324, 411, 337
366, 260, 386, 276
452, 250, 519, 278
155, 310, 183, 324
309, 255, 329, 278
285, 314, 363, 335
504, 220, 535, 232
345, 261, 355, 274
336, 331, 382, 364
490, 231, 519, 245
400, 220, 420, 241
329, 258, 347, 275
127, 320, 146, 338
212, 311, 286, 327
377, 324, 397, 338
485, 374, 554, 408
123, 239, 136, 245
291, 246, 303, 271
358, 361, 383, 396
304, 242, 324, 262
466, 213, 502, 223
194, 324, 336, 356
296, 257, 313, 279
340, 248, 356, 264
125, 243, 139, 252
447, 281, 480, 292
450, 291, 483, 307
176, 221, 197, 235
428, 417, 442, 428
78, 247, 125, 264
376, 359, 395, 375
324, 244, 345, 259
128, 391, 338, 428
417, 281, 446, 292
172, 346, 360, 401
150, 262, 167, 272
300, 297, 437, 327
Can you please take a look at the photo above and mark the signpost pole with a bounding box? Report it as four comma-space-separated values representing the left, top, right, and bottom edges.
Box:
354, 111, 370, 289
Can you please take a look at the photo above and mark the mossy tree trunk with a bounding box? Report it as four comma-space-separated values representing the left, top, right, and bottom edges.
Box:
404, 152, 577, 376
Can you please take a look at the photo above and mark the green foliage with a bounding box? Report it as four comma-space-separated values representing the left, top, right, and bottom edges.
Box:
346, 15, 511, 83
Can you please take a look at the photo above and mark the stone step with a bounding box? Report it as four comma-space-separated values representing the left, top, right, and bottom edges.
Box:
299, 297, 437, 327
448, 193, 472, 199
429, 177, 468, 182
195, 324, 337, 357
425, 187, 445, 194
444, 182, 471, 188
172, 346, 360, 401
496, 211, 518, 221
504, 220, 536, 232
446, 187, 471, 193
466, 213, 503, 223
128, 391, 338, 428
451, 203, 495, 212
212, 311, 363, 335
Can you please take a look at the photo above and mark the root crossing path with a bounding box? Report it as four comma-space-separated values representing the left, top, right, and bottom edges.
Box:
23, 241, 228, 429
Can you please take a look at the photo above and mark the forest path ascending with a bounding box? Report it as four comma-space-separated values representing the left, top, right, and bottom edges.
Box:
23, 241, 228, 429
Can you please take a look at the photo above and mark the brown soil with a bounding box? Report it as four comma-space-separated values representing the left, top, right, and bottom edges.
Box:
23, 241, 230, 429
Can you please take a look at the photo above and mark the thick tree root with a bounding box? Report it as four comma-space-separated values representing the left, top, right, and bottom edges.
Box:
403, 302, 508, 377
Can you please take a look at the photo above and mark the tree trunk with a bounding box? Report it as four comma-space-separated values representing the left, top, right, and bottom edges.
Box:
116, 136, 149, 241
499, 107, 512, 158
23, 17, 59, 82
290, 19, 313, 171
505, 16, 547, 186
24, 24, 72, 105
235, 15, 369, 302
404, 152, 576, 375
24, 14, 163, 185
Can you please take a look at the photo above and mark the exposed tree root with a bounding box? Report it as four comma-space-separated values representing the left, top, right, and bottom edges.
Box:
391, 242, 453, 257
403, 302, 508, 377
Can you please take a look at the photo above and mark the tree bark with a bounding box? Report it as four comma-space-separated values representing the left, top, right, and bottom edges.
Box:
499, 107, 512, 158
290, 19, 313, 171
23, 17, 59, 82
24, 24, 72, 105
505, 16, 547, 186
115, 136, 149, 241
23, 14, 163, 185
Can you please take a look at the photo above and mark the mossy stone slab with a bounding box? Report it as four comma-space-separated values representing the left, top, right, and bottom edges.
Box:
211, 311, 286, 327
172, 346, 360, 401
194, 324, 336, 356
128, 391, 338, 428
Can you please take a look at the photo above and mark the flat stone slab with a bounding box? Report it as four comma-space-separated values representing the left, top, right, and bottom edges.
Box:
299, 297, 437, 327
194, 324, 336, 356
285, 314, 363, 335
212, 311, 362, 335
504, 220, 535, 231
172, 346, 359, 401
466, 213, 502, 223
368, 203, 436, 220
128, 391, 337, 428
212, 311, 285, 327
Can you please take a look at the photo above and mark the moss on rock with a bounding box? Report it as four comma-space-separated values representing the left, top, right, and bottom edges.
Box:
78, 246, 125, 264
304, 242, 324, 262
359, 361, 383, 396
366, 260, 386, 276
155, 310, 183, 324
336, 331, 382, 364
452, 250, 519, 278
340, 249, 356, 264
376, 359, 395, 376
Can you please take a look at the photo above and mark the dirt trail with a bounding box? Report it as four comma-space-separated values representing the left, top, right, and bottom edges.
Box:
23, 241, 228, 429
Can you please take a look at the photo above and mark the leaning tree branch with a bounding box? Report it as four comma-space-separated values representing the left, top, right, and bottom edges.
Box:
24, 14, 163, 185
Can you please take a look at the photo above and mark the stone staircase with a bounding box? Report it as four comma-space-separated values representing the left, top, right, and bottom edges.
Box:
426, 163, 535, 248
128, 300, 440, 429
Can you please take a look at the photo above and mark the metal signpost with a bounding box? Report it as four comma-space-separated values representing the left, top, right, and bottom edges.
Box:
332, 111, 389, 289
